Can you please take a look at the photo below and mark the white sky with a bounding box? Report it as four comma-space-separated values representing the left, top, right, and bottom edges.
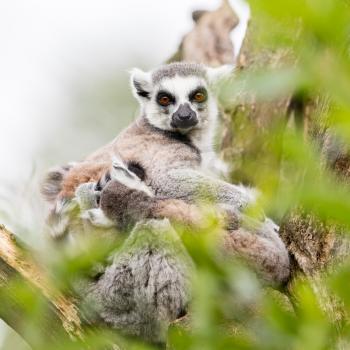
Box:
0, 0, 248, 184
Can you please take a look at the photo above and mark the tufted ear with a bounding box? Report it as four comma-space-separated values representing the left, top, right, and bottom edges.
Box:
206, 64, 235, 84
130, 68, 152, 102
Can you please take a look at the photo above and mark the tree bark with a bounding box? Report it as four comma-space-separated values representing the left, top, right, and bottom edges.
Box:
168, 0, 238, 66
0, 224, 83, 348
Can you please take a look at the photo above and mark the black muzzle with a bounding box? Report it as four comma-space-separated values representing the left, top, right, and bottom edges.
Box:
171, 103, 198, 129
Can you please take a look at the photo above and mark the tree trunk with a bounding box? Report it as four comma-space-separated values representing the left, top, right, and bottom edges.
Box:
168, 0, 238, 66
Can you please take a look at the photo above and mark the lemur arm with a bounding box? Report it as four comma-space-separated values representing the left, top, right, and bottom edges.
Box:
152, 168, 257, 210
97, 179, 204, 231
98, 181, 290, 286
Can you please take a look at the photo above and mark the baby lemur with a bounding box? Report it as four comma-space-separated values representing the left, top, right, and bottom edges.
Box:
42, 62, 290, 344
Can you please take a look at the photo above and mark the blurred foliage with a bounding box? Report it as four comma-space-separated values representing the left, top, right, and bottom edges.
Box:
2, 1, 350, 350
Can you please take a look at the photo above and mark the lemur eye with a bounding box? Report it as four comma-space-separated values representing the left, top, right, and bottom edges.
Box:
190, 88, 208, 103
158, 96, 171, 106
194, 92, 206, 102
156, 92, 174, 107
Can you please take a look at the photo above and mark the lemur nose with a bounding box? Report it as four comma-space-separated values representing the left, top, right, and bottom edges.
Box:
171, 103, 198, 129
176, 103, 196, 119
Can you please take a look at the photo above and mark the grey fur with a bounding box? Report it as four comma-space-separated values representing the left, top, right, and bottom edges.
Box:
152, 168, 253, 209
77, 219, 193, 344
151, 62, 207, 84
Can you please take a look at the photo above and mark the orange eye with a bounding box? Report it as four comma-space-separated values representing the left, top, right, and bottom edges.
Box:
194, 92, 206, 102
158, 96, 171, 106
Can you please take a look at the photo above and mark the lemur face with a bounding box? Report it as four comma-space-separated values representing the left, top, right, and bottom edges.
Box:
152, 75, 208, 130
130, 62, 233, 133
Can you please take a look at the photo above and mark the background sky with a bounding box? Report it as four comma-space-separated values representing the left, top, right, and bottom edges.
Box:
0, 0, 248, 182
0, 0, 248, 346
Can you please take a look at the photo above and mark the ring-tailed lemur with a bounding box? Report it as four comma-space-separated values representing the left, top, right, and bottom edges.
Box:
41, 62, 290, 344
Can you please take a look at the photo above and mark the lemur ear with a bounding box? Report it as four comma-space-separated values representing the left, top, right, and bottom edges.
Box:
206, 64, 235, 84
130, 68, 152, 101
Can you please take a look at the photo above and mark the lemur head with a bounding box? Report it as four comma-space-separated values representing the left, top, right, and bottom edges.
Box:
130, 62, 232, 133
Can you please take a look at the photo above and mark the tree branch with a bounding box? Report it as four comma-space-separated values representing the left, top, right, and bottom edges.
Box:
0, 224, 83, 348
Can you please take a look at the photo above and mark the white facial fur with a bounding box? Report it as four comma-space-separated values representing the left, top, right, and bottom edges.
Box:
146, 75, 217, 133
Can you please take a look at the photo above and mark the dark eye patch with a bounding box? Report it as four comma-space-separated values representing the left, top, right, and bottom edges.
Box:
156, 90, 176, 106
127, 161, 146, 181
189, 86, 208, 103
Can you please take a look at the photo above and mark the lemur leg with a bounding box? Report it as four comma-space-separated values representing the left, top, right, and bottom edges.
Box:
152, 168, 258, 211
224, 218, 290, 286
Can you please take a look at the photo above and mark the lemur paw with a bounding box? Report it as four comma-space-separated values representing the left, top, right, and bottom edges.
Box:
81, 208, 115, 228
75, 182, 100, 210
75, 181, 114, 228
